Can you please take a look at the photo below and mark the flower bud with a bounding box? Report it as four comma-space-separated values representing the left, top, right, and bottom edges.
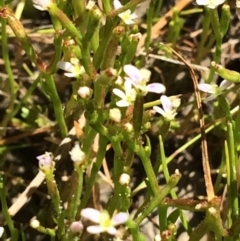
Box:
69, 142, 86, 164
70, 221, 84, 233
78, 86, 92, 99
30, 219, 40, 229
119, 173, 130, 185
109, 108, 122, 123
124, 123, 133, 132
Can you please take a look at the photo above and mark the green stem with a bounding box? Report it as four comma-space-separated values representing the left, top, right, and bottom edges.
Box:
45, 173, 62, 217
0, 176, 19, 241
226, 122, 239, 221
134, 172, 181, 226
195, 8, 210, 64
79, 136, 108, 209
44, 74, 68, 137
0, 17, 16, 137
67, 166, 83, 222
159, 135, 190, 232
207, 8, 222, 83
189, 218, 209, 241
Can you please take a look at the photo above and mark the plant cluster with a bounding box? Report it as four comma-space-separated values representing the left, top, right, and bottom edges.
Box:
1, 0, 240, 240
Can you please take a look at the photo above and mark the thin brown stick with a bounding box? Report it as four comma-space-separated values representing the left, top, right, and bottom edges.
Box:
164, 45, 215, 201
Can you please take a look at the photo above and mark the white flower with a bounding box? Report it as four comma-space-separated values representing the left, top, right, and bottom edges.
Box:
123, 65, 166, 95
69, 142, 86, 163
153, 95, 180, 121
57, 58, 85, 78
81, 208, 129, 235
113, 80, 137, 107
32, 0, 53, 11
196, 0, 225, 9
113, 0, 138, 25
198, 79, 232, 101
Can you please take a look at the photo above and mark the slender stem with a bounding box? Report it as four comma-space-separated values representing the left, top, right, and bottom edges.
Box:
189, 218, 209, 241
0, 17, 16, 137
79, 136, 108, 209
0, 176, 19, 241
44, 74, 68, 137
226, 122, 239, 221
67, 166, 83, 222
134, 172, 181, 226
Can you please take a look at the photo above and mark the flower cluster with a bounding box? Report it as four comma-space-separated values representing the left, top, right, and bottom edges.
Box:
113, 64, 166, 107
112, 65, 182, 121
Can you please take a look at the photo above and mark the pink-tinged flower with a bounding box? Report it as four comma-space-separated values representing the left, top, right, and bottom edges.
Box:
153, 95, 180, 121
113, 0, 138, 25
198, 79, 232, 101
123, 65, 166, 95
196, 0, 225, 9
81, 208, 129, 235
113, 80, 137, 107
32, 0, 53, 11
57, 58, 85, 78
37, 152, 54, 171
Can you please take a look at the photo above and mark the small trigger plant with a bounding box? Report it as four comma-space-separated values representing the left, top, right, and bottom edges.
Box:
2, 0, 240, 241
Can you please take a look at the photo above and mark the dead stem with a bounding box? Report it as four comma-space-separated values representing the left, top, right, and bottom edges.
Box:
164, 45, 215, 201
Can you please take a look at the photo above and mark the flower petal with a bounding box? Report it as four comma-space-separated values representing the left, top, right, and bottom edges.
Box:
57, 61, 75, 72
124, 65, 142, 83
113, 88, 126, 99
153, 106, 166, 117
146, 83, 166, 94
140, 68, 151, 81
33, 0, 52, 10
161, 95, 173, 112
87, 225, 105, 234
107, 227, 117, 235
116, 100, 130, 107
81, 208, 101, 223
64, 72, 77, 78
219, 79, 231, 91
198, 83, 215, 94
113, 0, 123, 10
124, 79, 133, 96
111, 212, 129, 226
196, 0, 208, 5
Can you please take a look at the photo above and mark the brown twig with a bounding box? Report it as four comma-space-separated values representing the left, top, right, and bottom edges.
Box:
163, 45, 215, 201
